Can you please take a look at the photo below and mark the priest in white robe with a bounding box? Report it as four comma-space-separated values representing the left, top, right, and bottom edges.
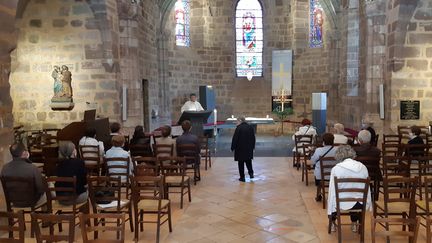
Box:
181, 93, 204, 113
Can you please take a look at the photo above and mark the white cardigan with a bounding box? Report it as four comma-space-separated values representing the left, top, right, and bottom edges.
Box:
327, 158, 372, 216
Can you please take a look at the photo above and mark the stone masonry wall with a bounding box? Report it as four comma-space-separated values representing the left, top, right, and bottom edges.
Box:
9, 0, 120, 129
162, 0, 333, 130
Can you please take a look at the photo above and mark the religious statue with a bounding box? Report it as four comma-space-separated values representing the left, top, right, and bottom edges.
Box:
50, 65, 74, 110
51, 66, 62, 98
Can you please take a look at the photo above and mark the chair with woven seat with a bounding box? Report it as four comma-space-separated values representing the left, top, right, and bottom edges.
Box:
319, 156, 338, 209
299, 143, 315, 186
131, 175, 172, 242
416, 177, 432, 243
382, 156, 411, 179
199, 136, 212, 170
31, 213, 75, 243
329, 177, 370, 243
382, 143, 403, 157
79, 145, 103, 176
0, 211, 25, 242
0, 176, 48, 237
371, 217, 420, 243
79, 213, 126, 243
374, 177, 418, 224
177, 144, 200, 185
105, 157, 133, 199
293, 135, 314, 169
356, 156, 382, 201
153, 144, 174, 158
45, 176, 89, 233
87, 176, 133, 239
134, 162, 160, 176
417, 160, 432, 200
383, 134, 402, 145
159, 156, 191, 208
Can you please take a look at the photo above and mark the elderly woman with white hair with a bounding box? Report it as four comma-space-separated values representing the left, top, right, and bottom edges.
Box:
327, 145, 372, 233
332, 123, 348, 144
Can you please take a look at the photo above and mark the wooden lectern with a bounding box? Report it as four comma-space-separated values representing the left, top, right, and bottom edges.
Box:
178, 111, 212, 136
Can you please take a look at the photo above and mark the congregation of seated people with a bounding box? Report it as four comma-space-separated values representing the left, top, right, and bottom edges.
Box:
0, 120, 209, 242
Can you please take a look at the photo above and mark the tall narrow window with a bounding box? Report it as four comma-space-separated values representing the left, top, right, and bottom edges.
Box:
309, 0, 324, 48
175, 0, 190, 47
235, 0, 263, 78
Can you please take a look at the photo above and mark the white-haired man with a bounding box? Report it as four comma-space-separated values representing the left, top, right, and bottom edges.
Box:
353, 130, 381, 158
333, 123, 348, 144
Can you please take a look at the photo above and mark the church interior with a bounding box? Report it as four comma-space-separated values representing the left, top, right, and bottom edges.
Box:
0, 0, 432, 242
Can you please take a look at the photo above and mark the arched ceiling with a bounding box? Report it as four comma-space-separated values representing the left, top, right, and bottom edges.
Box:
158, 0, 340, 30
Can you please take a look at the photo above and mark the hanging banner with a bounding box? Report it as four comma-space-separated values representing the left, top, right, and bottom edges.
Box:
272, 50, 293, 111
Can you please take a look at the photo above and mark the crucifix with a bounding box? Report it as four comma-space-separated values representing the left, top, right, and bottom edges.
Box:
273, 88, 291, 111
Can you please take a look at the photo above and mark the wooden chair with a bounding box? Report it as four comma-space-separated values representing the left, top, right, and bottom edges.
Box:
105, 157, 133, 198
0, 211, 25, 243
356, 156, 382, 201
382, 143, 403, 157
131, 175, 172, 242
0, 176, 48, 237
45, 176, 89, 231
371, 217, 420, 243
383, 134, 401, 145
293, 135, 314, 169
79, 145, 103, 176
199, 136, 212, 170
152, 131, 163, 144
130, 143, 153, 157
159, 156, 191, 209
382, 156, 411, 179
329, 177, 370, 243
417, 159, 432, 200
79, 213, 125, 243
416, 177, 432, 243
31, 213, 75, 243
177, 144, 200, 185
27, 130, 44, 163
398, 125, 429, 143
87, 176, 133, 238
319, 156, 338, 209
153, 144, 174, 158
404, 143, 430, 158
134, 156, 158, 166
374, 177, 418, 223
299, 143, 314, 186
134, 162, 160, 176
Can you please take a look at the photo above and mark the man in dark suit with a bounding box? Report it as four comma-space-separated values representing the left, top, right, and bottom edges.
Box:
231, 117, 256, 182
354, 130, 381, 158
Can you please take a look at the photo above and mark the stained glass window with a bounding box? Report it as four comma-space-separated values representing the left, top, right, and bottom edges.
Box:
235, 0, 263, 78
175, 0, 190, 47
309, 0, 324, 48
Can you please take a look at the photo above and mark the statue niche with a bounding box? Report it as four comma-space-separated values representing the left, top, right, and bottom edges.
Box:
50, 65, 74, 110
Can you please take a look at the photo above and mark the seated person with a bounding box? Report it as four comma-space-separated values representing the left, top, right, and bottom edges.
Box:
79, 127, 105, 157
155, 125, 177, 157
353, 130, 381, 158
105, 135, 133, 182
176, 120, 200, 170
361, 119, 376, 145
333, 123, 348, 145
110, 122, 122, 136
56, 141, 88, 205
181, 93, 204, 113
407, 125, 425, 156
327, 145, 372, 233
130, 125, 150, 145
1, 143, 46, 208
311, 133, 338, 202
292, 119, 317, 165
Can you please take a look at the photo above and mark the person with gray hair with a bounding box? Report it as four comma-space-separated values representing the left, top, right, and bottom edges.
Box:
332, 123, 348, 145
56, 141, 88, 205
327, 145, 372, 233
231, 116, 256, 182
353, 130, 381, 158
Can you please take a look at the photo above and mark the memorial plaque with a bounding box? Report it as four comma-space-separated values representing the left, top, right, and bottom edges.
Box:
400, 100, 420, 120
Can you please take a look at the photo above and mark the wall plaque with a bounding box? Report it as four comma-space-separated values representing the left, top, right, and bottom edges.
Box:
400, 100, 420, 120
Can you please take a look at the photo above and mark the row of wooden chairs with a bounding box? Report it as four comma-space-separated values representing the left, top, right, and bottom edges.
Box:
0, 211, 126, 243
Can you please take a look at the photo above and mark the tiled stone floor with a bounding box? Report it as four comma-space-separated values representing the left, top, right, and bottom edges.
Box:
20, 157, 428, 242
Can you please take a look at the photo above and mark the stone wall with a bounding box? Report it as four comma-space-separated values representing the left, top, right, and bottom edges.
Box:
161, 0, 334, 129
9, 0, 121, 130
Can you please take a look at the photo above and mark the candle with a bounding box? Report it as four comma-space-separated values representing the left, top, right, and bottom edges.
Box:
213, 109, 217, 125
266, 115, 269, 119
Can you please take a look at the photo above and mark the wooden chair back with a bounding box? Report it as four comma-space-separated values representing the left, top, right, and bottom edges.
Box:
398, 125, 429, 142
134, 163, 160, 176
177, 144, 199, 163
159, 157, 187, 178
404, 143, 429, 157
153, 144, 174, 158
422, 177, 432, 216
319, 156, 337, 208
152, 131, 163, 144
371, 217, 420, 243
381, 143, 402, 157
129, 143, 153, 157
133, 156, 157, 165
79, 213, 125, 243
32, 213, 75, 243
131, 176, 165, 203
79, 145, 102, 175
383, 134, 401, 145
382, 177, 418, 216
45, 176, 78, 210
87, 176, 122, 213
105, 157, 132, 183
382, 156, 411, 179
0, 211, 25, 243
294, 135, 313, 151
0, 176, 40, 210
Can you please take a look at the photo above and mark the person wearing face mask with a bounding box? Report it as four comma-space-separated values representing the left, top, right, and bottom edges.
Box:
55, 141, 88, 205
1, 143, 47, 208
407, 126, 425, 156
